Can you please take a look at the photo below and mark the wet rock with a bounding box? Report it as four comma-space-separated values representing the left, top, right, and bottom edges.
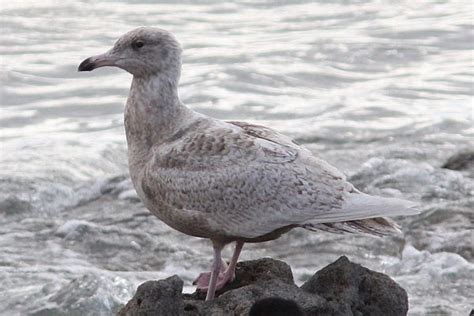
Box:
218, 257, 294, 293
249, 297, 303, 316
302, 256, 408, 316
118, 276, 184, 316
118, 256, 409, 316
442, 151, 474, 171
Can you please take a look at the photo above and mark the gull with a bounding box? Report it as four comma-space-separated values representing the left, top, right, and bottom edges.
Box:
78, 27, 418, 301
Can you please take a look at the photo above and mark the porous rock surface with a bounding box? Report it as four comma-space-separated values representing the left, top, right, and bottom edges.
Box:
118, 256, 408, 316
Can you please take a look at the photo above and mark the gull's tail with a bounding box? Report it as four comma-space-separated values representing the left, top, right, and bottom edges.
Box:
301, 193, 420, 236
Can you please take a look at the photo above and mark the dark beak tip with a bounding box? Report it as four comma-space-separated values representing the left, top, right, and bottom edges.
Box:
78, 57, 95, 72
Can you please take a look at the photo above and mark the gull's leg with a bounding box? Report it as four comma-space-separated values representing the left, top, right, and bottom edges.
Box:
194, 241, 244, 292
221, 241, 244, 283
205, 241, 224, 301
193, 259, 227, 289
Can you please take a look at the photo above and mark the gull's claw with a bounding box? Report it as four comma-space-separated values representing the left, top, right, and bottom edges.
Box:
193, 259, 232, 291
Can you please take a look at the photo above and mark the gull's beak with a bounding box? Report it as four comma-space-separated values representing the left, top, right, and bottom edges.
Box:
78, 50, 117, 72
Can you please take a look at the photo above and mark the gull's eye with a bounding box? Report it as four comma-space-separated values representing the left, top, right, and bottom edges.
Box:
132, 40, 145, 49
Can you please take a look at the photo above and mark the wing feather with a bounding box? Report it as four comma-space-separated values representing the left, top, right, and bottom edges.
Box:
143, 118, 348, 239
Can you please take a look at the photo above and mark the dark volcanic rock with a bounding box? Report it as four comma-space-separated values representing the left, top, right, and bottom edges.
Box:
117, 257, 409, 316
302, 256, 408, 316
442, 151, 474, 171
118, 276, 184, 316
181, 258, 333, 315
219, 257, 294, 293
249, 297, 304, 316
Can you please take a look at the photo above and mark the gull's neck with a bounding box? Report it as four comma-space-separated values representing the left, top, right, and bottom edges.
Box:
124, 73, 193, 152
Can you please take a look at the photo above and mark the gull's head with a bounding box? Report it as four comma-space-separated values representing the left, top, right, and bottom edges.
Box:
78, 27, 182, 78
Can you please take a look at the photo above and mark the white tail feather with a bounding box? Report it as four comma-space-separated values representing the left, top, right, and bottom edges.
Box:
303, 193, 419, 225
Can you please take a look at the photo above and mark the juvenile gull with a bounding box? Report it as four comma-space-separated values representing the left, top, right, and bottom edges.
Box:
78, 27, 419, 301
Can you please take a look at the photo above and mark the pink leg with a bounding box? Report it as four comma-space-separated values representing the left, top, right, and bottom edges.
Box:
193, 259, 227, 289
221, 241, 244, 282
205, 242, 224, 301
194, 241, 244, 295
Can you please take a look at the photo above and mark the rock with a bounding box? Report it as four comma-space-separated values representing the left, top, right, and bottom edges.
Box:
301, 256, 408, 316
442, 151, 474, 171
249, 297, 303, 316
219, 257, 294, 293
118, 276, 184, 316
117, 257, 409, 316
181, 258, 330, 315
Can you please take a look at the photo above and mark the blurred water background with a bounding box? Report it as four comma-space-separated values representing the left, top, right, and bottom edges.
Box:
1, 0, 473, 315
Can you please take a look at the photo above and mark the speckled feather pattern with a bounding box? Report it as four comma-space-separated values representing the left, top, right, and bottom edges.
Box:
143, 119, 352, 240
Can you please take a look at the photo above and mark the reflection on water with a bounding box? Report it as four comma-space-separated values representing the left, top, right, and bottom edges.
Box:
0, 1, 472, 315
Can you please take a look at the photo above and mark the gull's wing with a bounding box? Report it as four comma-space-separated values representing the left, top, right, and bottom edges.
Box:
141, 118, 417, 239
227, 120, 347, 180
140, 118, 347, 239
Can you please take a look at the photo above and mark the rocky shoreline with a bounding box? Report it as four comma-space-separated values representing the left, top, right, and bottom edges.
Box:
118, 256, 408, 316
